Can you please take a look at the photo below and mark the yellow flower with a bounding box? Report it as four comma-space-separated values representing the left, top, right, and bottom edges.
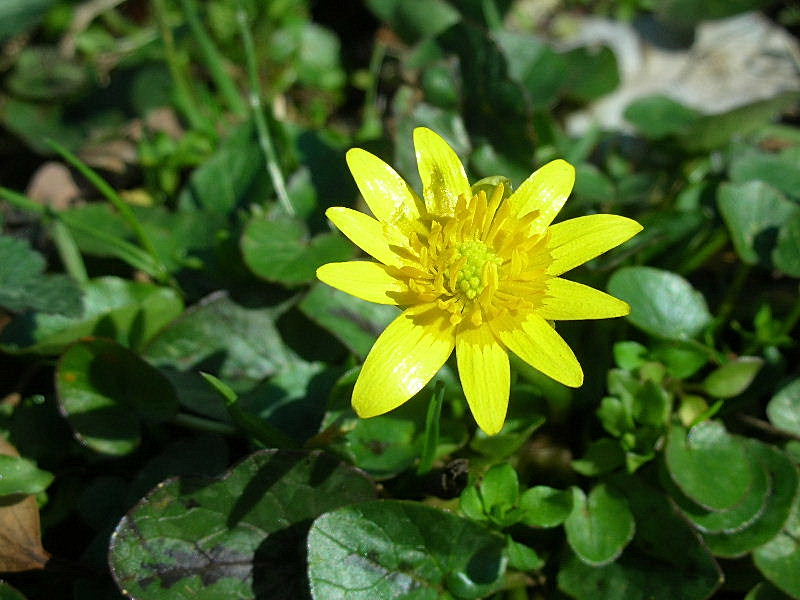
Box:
317, 128, 642, 435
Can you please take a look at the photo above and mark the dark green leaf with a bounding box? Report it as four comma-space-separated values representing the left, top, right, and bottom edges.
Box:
142, 292, 296, 392
0, 582, 28, 600
0, 234, 82, 317
494, 31, 566, 108
767, 379, 800, 436
0, 277, 183, 355
519, 486, 573, 528
109, 450, 375, 600
560, 475, 723, 600
308, 500, 506, 600
299, 283, 397, 359
664, 443, 770, 534
774, 214, 800, 277
564, 484, 635, 566
730, 147, 800, 200
745, 582, 795, 600
560, 45, 620, 103
177, 121, 267, 213
665, 422, 754, 511
0, 455, 53, 496
241, 216, 353, 286
572, 438, 625, 477
607, 266, 711, 340
624, 95, 700, 139
703, 441, 799, 557
0, 0, 54, 41
754, 514, 800, 600
718, 181, 800, 267
56, 338, 178, 455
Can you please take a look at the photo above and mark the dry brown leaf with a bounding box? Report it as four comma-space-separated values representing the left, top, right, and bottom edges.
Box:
25, 162, 81, 211
0, 438, 50, 573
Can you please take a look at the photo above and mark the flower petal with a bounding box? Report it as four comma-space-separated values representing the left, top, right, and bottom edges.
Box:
492, 312, 583, 387
326, 206, 400, 266
346, 148, 422, 224
508, 159, 575, 230
547, 214, 643, 276
316, 261, 407, 305
538, 277, 630, 320
353, 305, 455, 418
414, 127, 471, 216
456, 325, 510, 435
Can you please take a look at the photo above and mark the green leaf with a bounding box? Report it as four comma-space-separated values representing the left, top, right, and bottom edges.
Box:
0, 277, 183, 355
718, 181, 800, 267
299, 283, 397, 359
0, 0, 54, 41
774, 214, 800, 277
613, 341, 648, 371
241, 215, 353, 286
0, 234, 82, 317
663, 443, 770, 534
307, 500, 506, 600
730, 147, 800, 200
177, 121, 267, 213
607, 266, 712, 340
703, 441, 799, 557
560, 45, 620, 103
481, 464, 519, 511
343, 415, 419, 479
142, 292, 296, 392
56, 338, 179, 455
564, 484, 635, 566
623, 95, 700, 139
506, 536, 544, 571
755, 513, 800, 600
7, 47, 88, 101
494, 31, 566, 108
519, 486, 573, 528
650, 341, 708, 378
559, 475, 723, 600
109, 450, 375, 600
0, 582, 29, 600
702, 356, 763, 398
745, 582, 795, 600
572, 438, 625, 477
767, 379, 800, 436
665, 422, 754, 511
0, 455, 53, 496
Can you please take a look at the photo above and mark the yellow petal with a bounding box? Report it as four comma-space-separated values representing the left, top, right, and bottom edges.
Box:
456, 325, 510, 435
346, 148, 423, 224
353, 305, 455, 418
547, 214, 643, 276
508, 159, 575, 230
316, 261, 406, 305
414, 127, 471, 216
326, 206, 400, 266
491, 312, 583, 387
538, 278, 630, 320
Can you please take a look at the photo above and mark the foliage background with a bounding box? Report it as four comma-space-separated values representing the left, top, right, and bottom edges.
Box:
1, 0, 799, 598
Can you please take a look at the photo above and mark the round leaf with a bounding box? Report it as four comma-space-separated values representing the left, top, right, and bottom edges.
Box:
109, 450, 375, 600
519, 486, 574, 528
607, 266, 711, 340
564, 484, 635, 566
241, 216, 353, 286
308, 500, 506, 600
0, 455, 53, 496
767, 379, 800, 436
665, 422, 753, 511
702, 356, 763, 398
56, 338, 178, 455
703, 441, 799, 558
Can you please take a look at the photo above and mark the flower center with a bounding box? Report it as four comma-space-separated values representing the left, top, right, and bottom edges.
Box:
456, 240, 502, 300
388, 184, 552, 327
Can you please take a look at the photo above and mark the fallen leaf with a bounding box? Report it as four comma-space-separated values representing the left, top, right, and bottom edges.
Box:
0, 438, 50, 573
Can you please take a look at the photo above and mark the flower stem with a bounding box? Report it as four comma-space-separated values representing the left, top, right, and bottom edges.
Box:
172, 412, 237, 435
417, 381, 445, 475
236, 2, 294, 216
51, 221, 88, 284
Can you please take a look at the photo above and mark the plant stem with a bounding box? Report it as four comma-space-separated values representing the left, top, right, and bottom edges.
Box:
51, 221, 88, 284
357, 40, 386, 140
417, 381, 445, 475
0, 186, 46, 215
172, 412, 238, 435
712, 262, 751, 336
46, 139, 170, 283
179, 0, 247, 117
236, 2, 294, 216
152, 0, 206, 130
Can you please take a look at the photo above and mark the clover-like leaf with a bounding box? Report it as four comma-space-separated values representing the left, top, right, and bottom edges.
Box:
564, 484, 635, 566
